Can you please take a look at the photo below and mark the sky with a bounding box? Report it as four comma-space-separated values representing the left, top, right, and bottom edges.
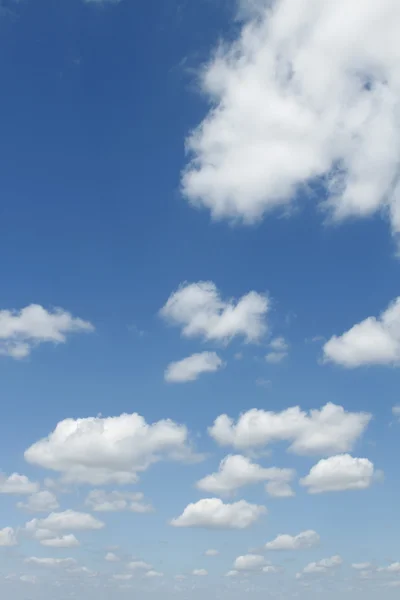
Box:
0, 0, 400, 598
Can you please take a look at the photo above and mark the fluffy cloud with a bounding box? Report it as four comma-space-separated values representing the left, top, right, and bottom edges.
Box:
181, 0, 400, 242
26, 510, 104, 534
127, 561, 152, 571
205, 549, 219, 556
0, 473, 39, 495
0, 527, 17, 547
0, 304, 93, 359
265, 337, 289, 364
378, 562, 400, 573
160, 281, 269, 344
196, 454, 294, 496
105, 552, 120, 562
265, 530, 320, 551
192, 569, 208, 576
299, 555, 343, 577
17, 490, 59, 512
171, 498, 266, 529
85, 489, 153, 513
40, 534, 80, 548
209, 402, 370, 456
323, 298, 400, 367
352, 562, 374, 570
165, 352, 224, 383
145, 570, 163, 578
24, 412, 195, 485
25, 557, 77, 568
300, 454, 376, 493
234, 554, 265, 571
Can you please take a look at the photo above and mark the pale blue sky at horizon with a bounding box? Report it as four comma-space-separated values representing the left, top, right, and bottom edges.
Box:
1, 0, 400, 598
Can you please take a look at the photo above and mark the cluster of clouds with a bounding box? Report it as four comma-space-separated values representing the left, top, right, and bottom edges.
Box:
3, 286, 400, 378
181, 0, 400, 244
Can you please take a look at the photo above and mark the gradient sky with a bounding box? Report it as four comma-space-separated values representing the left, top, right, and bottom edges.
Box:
1, 1, 400, 599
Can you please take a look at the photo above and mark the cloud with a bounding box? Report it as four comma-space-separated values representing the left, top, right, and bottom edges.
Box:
25, 510, 104, 534
0, 473, 39, 495
145, 570, 163, 578
323, 298, 400, 367
127, 561, 152, 571
192, 569, 208, 576
299, 555, 343, 577
105, 552, 120, 562
25, 412, 196, 485
352, 562, 374, 570
0, 527, 17, 546
234, 554, 265, 571
160, 281, 269, 344
25, 557, 77, 568
113, 574, 133, 581
392, 405, 400, 418
85, 489, 153, 513
165, 352, 224, 383
209, 402, 370, 456
181, 0, 400, 243
226, 570, 239, 577
40, 534, 80, 548
378, 562, 400, 573
20, 575, 37, 584
300, 454, 376, 493
0, 304, 93, 359
171, 498, 266, 529
17, 490, 59, 512
265, 337, 289, 364
196, 454, 294, 496
205, 549, 219, 556
265, 530, 320, 550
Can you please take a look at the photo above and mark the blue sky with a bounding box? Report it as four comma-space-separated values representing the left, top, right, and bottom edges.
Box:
1, 0, 400, 598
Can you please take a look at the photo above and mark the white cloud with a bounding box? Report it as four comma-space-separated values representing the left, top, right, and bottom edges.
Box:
234, 554, 265, 571
40, 534, 80, 548
181, 0, 400, 243
226, 570, 239, 577
171, 498, 266, 529
392, 405, 400, 418
0, 527, 17, 547
25, 412, 195, 485
265, 530, 320, 551
25, 557, 77, 568
0, 304, 93, 359
127, 561, 153, 571
160, 281, 269, 344
378, 562, 400, 573
209, 402, 370, 456
192, 569, 208, 576
85, 489, 153, 513
300, 454, 376, 493
265, 480, 294, 498
0, 473, 39, 495
265, 337, 289, 363
165, 352, 224, 383
17, 490, 59, 512
205, 549, 219, 556
323, 298, 400, 367
300, 555, 343, 577
352, 562, 374, 570
20, 575, 37, 584
113, 574, 133, 581
196, 454, 294, 496
262, 566, 280, 573
105, 552, 120, 562
26, 510, 104, 533
145, 570, 163, 578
